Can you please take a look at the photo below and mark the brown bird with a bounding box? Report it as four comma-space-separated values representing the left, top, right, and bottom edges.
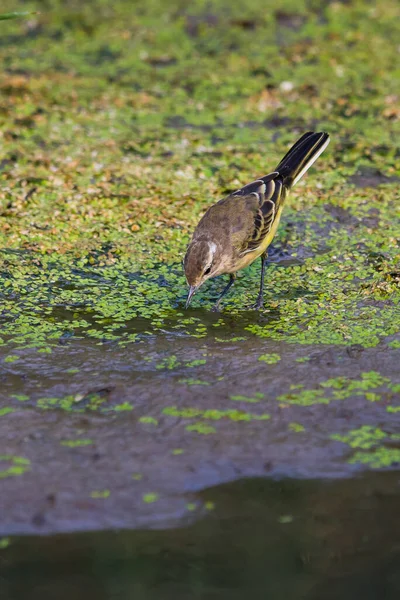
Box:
184, 131, 330, 310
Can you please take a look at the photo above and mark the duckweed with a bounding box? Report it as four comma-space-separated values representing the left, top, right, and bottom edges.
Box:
60, 439, 93, 448
0, 455, 30, 479
90, 490, 110, 499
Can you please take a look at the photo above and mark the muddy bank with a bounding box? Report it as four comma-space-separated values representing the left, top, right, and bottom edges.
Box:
0, 333, 399, 535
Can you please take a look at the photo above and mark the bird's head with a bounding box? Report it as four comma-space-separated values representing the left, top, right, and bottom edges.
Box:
183, 239, 219, 307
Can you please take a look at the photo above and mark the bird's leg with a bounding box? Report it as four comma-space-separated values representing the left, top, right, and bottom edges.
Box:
212, 274, 236, 311
253, 252, 268, 310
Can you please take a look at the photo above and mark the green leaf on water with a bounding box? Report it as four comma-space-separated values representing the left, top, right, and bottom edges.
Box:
0, 12, 38, 20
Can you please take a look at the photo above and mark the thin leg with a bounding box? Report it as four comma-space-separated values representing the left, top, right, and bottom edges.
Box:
212, 274, 236, 311
253, 252, 268, 310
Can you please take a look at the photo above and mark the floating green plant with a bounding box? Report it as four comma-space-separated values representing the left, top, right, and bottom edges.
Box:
258, 353, 281, 364
90, 490, 110, 499
0, 455, 30, 479
60, 439, 93, 448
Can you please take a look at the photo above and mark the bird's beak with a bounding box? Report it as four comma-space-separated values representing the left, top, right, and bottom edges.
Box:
185, 285, 197, 308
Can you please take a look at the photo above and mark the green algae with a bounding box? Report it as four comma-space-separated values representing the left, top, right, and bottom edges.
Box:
388, 340, 400, 349
258, 353, 281, 364
179, 378, 210, 386
0, 407, 15, 417
230, 393, 264, 403
113, 403, 134, 412
11, 394, 29, 401
60, 439, 93, 448
349, 448, 400, 469
186, 422, 216, 435
36, 394, 107, 412
185, 359, 207, 367
143, 493, 159, 504
278, 371, 397, 406
0, 538, 10, 550
288, 422, 305, 433
278, 515, 294, 524
139, 416, 158, 425
156, 356, 180, 370
0, 0, 398, 353
4, 355, 20, 363
331, 426, 400, 468
278, 388, 330, 407
90, 490, 110, 499
163, 406, 270, 422
0, 455, 30, 478
331, 426, 388, 450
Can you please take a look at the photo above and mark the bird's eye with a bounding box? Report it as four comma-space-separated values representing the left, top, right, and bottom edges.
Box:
204, 266, 212, 276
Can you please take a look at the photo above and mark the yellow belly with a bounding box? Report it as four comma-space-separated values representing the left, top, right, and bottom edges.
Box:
233, 205, 284, 272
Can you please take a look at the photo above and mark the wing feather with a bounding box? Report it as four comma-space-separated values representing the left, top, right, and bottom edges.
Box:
237, 176, 285, 255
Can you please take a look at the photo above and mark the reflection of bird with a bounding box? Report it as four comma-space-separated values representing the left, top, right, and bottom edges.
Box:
184, 131, 330, 310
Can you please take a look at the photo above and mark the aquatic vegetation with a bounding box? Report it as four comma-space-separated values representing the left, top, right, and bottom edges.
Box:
156, 356, 180, 370
139, 416, 158, 425
60, 439, 93, 448
90, 490, 110, 499
11, 394, 29, 401
0, 455, 30, 478
349, 448, 400, 469
143, 493, 159, 504
388, 340, 400, 349
288, 422, 305, 433
113, 403, 134, 412
36, 394, 107, 412
0, 408, 15, 417
258, 353, 281, 364
179, 378, 210, 386
331, 427, 400, 468
186, 422, 216, 435
163, 406, 270, 422
278, 372, 396, 406
4, 355, 20, 363
331, 426, 388, 450
278, 388, 330, 407
278, 515, 294, 524
185, 359, 207, 367
0, 538, 10, 549
0, 0, 398, 353
230, 393, 264, 403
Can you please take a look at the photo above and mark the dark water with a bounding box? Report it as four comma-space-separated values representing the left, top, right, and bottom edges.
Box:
1, 472, 399, 600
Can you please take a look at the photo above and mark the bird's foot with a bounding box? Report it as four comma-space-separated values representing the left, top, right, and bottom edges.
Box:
251, 295, 264, 310
211, 302, 221, 312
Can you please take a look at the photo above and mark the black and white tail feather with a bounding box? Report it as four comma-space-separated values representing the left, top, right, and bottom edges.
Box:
233, 132, 330, 256
233, 131, 330, 200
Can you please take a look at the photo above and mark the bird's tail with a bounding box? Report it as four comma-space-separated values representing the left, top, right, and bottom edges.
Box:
275, 131, 330, 188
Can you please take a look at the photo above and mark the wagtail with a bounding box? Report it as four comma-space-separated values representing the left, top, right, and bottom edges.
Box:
184, 131, 330, 310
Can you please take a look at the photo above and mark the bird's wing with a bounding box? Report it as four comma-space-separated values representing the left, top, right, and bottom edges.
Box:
232, 174, 285, 255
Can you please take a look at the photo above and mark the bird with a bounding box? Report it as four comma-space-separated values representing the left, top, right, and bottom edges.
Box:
183, 131, 330, 310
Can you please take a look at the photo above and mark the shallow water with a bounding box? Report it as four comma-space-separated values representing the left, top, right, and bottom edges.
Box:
1, 472, 399, 600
